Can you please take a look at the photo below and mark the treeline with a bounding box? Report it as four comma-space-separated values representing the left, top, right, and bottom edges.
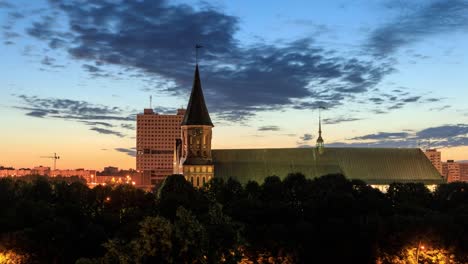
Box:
0, 174, 467, 263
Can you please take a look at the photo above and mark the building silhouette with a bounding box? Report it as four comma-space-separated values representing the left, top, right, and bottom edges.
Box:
142, 63, 445, 189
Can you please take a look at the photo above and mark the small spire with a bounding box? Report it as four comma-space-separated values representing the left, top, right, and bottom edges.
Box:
316, 107, 324, 149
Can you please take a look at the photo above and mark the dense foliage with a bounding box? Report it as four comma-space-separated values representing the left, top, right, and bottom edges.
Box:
0, 174, 467, 263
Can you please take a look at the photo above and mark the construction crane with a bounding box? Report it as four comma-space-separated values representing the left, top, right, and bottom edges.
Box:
40, 153, 60, 170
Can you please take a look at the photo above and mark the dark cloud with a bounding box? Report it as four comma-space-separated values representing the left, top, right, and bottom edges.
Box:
121, 123, 135, 130
0, 1, 14, 9
14, 94, 135, 138
41, 56, 64, 68
429, 105, 450, 111
82, 64, 101, 73
300, 133, 314, 141
258, 126, 280, 131
15, 94, 134, 121
335, 124, 468, 148
369, 0, 468, 57
323, 117, 362, 125
115, 147, 136, 157
82, 121, 113, 128
26, 110, 48, 118
90, 127, 124, 137
350, 132, 410, 140
416, 124, 468, 139
402, 96, 421, 103
19, 0, 399, 122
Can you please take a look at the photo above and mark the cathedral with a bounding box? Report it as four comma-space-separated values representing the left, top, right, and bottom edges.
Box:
175, 64, 444, 190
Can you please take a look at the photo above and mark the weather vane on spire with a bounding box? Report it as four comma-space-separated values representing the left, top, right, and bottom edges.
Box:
195, 44, 203, 64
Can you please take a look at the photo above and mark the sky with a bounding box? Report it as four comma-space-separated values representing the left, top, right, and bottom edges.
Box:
1, 0, 467, 170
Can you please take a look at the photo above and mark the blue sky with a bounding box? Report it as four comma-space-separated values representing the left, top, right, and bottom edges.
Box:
1, 0, 467, 169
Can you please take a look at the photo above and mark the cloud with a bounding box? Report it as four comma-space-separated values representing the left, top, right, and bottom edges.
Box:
350, 132, 410, 140
323, 117, 362, 125
15, 94, 134, 121
121, 123, 135, 130
41, 56, 64, 68
334, 124, 468, 148
300, 133, 314, 141
0, 1, 13, 9
402, 96, 421, 103
115, 147, 137, 157
90, 127, 124, 137
416, 124, 468, 139
17, 0, 402, 122
258, 125, 280, 131
82, 121, 113, 128
368, 0, 468, 56
14, 94, 135, 138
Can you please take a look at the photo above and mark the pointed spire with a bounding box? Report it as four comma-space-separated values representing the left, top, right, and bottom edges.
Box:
181, 64, 213, 126
316, 107, 324, 148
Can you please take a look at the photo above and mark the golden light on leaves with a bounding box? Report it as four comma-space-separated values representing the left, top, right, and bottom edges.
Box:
0, 250, 30, 264
378, 246, 457, 264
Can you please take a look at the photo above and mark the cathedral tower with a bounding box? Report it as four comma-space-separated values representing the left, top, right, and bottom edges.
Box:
179, 64, 214, 187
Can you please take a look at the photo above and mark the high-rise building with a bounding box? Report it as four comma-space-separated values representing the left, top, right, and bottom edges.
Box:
424, 149, 442, 175
442, 160, 461, 182
459, 163, 468, 182
442, 160, 468, 183
136, 108, 186, 185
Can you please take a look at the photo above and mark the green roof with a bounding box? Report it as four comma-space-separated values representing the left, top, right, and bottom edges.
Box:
212, 148, 444, 185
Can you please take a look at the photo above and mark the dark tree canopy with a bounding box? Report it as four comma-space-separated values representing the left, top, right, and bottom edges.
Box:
0, 174, 466, 264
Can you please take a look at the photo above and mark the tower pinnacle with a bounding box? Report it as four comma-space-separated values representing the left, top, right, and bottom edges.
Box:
316, 107, 324, 150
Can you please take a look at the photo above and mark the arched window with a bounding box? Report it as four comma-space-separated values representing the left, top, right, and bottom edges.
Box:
196, 177, 200, 187
190, 177, 194, 185
202, 177, 206, 185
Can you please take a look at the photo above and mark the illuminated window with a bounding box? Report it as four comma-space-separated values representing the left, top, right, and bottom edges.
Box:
208, 167, 212, 173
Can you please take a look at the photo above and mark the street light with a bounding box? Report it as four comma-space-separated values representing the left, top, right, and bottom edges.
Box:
416, 241, 424, 264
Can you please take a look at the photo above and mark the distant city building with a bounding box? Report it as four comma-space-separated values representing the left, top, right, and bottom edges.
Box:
102, 166, 119, 175
460, 163, 468, 182
424, 149, 443, 175
136, 107, 186, 185
32, 166, 51, 176
0, 166, 96, 180
0, 168, 32, 177
442, 160, 468, 182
